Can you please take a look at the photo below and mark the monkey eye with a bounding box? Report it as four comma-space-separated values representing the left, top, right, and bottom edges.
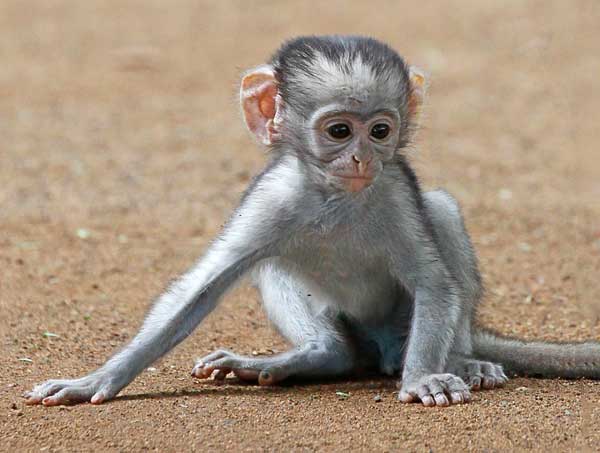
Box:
370, 123, 391, 140
327, 123, 352, 140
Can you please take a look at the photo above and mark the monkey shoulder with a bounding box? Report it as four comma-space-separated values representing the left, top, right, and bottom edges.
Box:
237, 156, 307, 215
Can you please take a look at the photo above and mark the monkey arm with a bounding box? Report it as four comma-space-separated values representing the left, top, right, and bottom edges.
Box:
391, 252, 471, 406
25, 177, 293, 406
401, 273, 461, 376
92, 244, 266, 400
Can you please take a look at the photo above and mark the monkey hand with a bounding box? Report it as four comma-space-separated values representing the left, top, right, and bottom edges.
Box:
24, 371, 123, 406
398, 373, 471, 407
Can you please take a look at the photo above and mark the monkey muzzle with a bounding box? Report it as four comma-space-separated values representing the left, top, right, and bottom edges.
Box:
335, 175, 374, 192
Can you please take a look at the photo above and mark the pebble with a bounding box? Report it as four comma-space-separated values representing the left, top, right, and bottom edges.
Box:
373, 395, 382, 402
76, 228, 91, 239
498, 188, 513, 200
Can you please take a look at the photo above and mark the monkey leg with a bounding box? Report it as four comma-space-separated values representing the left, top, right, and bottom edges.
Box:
191, 260, 356, 385
191, 342, 353, 386
445, 354, 508, 390
423, 190, 508, 390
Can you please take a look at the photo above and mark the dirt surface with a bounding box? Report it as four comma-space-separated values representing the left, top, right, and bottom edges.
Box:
2, 1, 600, 451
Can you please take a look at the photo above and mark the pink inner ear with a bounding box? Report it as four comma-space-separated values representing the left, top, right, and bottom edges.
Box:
241, 70, 278, 145
259, 84, 277, 119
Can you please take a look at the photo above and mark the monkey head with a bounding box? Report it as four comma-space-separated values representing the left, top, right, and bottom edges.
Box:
240, 36, 426, 193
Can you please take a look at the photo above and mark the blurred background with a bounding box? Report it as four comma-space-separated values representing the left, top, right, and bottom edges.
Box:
2, 1, 599, 451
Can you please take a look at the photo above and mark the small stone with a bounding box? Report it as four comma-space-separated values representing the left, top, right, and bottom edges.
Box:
373, 394, 382, 402
516, 386, 529, 391
11, 402, 18, 410
564, 409, 572, 416
498, 188, 513, 200
518, 242, 532, 252
76, 228, 91, 239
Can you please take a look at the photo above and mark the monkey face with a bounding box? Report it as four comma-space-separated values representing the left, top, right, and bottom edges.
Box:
240, 37, 426, 195
307, 105, 402, 192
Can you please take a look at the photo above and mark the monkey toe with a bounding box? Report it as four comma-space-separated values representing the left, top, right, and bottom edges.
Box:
193, 349, 269, 384
467, 375, 483, 390
191, 362, 214, 379
479, 362, 507, 389
452, 358, 508, 391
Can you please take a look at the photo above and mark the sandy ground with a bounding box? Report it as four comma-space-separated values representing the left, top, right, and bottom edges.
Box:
1, 1, 600, 451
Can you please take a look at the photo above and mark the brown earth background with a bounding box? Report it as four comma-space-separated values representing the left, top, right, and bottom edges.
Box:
1, 1, 600, 451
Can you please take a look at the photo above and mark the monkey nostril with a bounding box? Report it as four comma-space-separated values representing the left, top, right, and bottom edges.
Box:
352, 155, 361, 164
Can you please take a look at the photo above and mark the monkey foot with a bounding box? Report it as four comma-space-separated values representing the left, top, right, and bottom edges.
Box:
398, 373, 471, 407
191, 349, 281, 386
447, 358, 508, 390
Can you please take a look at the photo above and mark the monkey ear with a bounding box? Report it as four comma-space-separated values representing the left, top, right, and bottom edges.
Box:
240, 65, 279, 146
407, 66, 427, 118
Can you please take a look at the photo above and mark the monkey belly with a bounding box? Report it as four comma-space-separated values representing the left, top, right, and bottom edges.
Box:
253, 256, 412, 375
261, 253, 400, 321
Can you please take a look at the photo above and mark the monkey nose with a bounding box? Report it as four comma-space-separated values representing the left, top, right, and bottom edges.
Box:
352, 154, 371, 175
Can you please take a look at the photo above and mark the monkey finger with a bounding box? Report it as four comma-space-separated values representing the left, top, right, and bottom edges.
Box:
24, 391, 43, 405
398, 390, 418, 403
444, 378, 471, 404
416, 385, 436, 407
91, 391, 107, 405
90, 384, 118, 405
434, 393, 450, 406
42, 387, 87, 406
449, 392, 465, 404
425, 379, 449, 406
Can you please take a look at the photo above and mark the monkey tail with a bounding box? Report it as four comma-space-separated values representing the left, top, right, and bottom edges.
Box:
472, 329, 600, 379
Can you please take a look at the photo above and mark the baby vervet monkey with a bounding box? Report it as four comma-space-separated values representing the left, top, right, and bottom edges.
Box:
26, 36, 600, 408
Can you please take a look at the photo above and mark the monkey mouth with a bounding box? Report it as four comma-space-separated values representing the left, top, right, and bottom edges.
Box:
332, 174, 374, 192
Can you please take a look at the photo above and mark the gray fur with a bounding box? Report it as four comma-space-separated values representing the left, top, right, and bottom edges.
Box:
473, 331, 600, 379
25, 35, 600, 408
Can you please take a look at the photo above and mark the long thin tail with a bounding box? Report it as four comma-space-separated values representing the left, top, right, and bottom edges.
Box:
472, 329, 600, 379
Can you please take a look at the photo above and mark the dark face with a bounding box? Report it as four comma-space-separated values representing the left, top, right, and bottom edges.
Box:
308, 104, 402, 193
